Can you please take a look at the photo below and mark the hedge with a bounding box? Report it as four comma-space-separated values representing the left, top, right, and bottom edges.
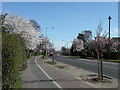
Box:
2, 28, 27, 89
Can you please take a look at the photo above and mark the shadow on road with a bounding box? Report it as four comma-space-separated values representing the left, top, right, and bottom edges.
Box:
22, 79, 80, 83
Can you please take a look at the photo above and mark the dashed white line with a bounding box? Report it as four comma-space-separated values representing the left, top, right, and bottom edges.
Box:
35, 57, 62, 89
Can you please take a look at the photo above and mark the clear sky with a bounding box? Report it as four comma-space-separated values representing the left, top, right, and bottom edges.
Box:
2, 2, 118, 51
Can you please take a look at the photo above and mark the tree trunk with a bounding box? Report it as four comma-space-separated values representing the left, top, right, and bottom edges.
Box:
100, 50, 103, 80
42, 50, 46, 58
97, 51, 100, 79
52, 52, 55, 63
52, 56, 54, 63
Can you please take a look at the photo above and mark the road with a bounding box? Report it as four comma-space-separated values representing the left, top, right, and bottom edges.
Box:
52, 55, 119, 79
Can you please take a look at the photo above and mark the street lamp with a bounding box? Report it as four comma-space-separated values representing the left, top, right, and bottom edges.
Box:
108, 16, 111, 58
45, 27, 55, 57
45, 27, 55, 38
108, 16, 111, 42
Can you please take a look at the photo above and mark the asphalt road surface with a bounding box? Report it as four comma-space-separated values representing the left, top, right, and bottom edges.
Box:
51, 55, 119, 79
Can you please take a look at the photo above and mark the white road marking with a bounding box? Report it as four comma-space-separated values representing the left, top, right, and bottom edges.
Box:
35, 57, 62, 89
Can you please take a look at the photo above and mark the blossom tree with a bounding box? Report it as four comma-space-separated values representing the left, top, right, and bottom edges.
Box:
95, 22, 109, 80
72, 38, 84, 52
38, 37, 50, 58
110, 38, 120, 52
3, 14, 41, 50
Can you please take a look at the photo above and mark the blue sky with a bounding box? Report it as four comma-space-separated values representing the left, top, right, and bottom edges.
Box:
2, 2, 118, 50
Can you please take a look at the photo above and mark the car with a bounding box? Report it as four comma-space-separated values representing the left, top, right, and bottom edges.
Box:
49, 52, 53, 56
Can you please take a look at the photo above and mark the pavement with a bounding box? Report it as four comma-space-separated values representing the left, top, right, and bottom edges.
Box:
21, 57, 58, 88
21, 56, 93, 88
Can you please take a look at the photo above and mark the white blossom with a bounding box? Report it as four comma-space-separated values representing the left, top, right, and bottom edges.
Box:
4, 14, 41, 50
39, 37, 50, 50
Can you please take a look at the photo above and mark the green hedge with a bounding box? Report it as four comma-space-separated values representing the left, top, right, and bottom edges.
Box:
2, 29, 27, 89
103, 52, 120, 60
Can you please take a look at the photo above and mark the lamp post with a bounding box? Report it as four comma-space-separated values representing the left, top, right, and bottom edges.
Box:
108, 16, 111, 58
45, 27, 55, 57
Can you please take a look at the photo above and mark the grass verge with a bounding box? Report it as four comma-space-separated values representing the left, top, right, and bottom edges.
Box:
45, 61, 56, 65
14, 76, 22, 88
103, 59, 120, 63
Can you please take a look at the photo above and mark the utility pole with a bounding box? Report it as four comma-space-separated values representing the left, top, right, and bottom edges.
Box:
108, 16, 111, 59
52, 40, 55, 62
45, 27, 48, 57
45, 27, 55, 57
